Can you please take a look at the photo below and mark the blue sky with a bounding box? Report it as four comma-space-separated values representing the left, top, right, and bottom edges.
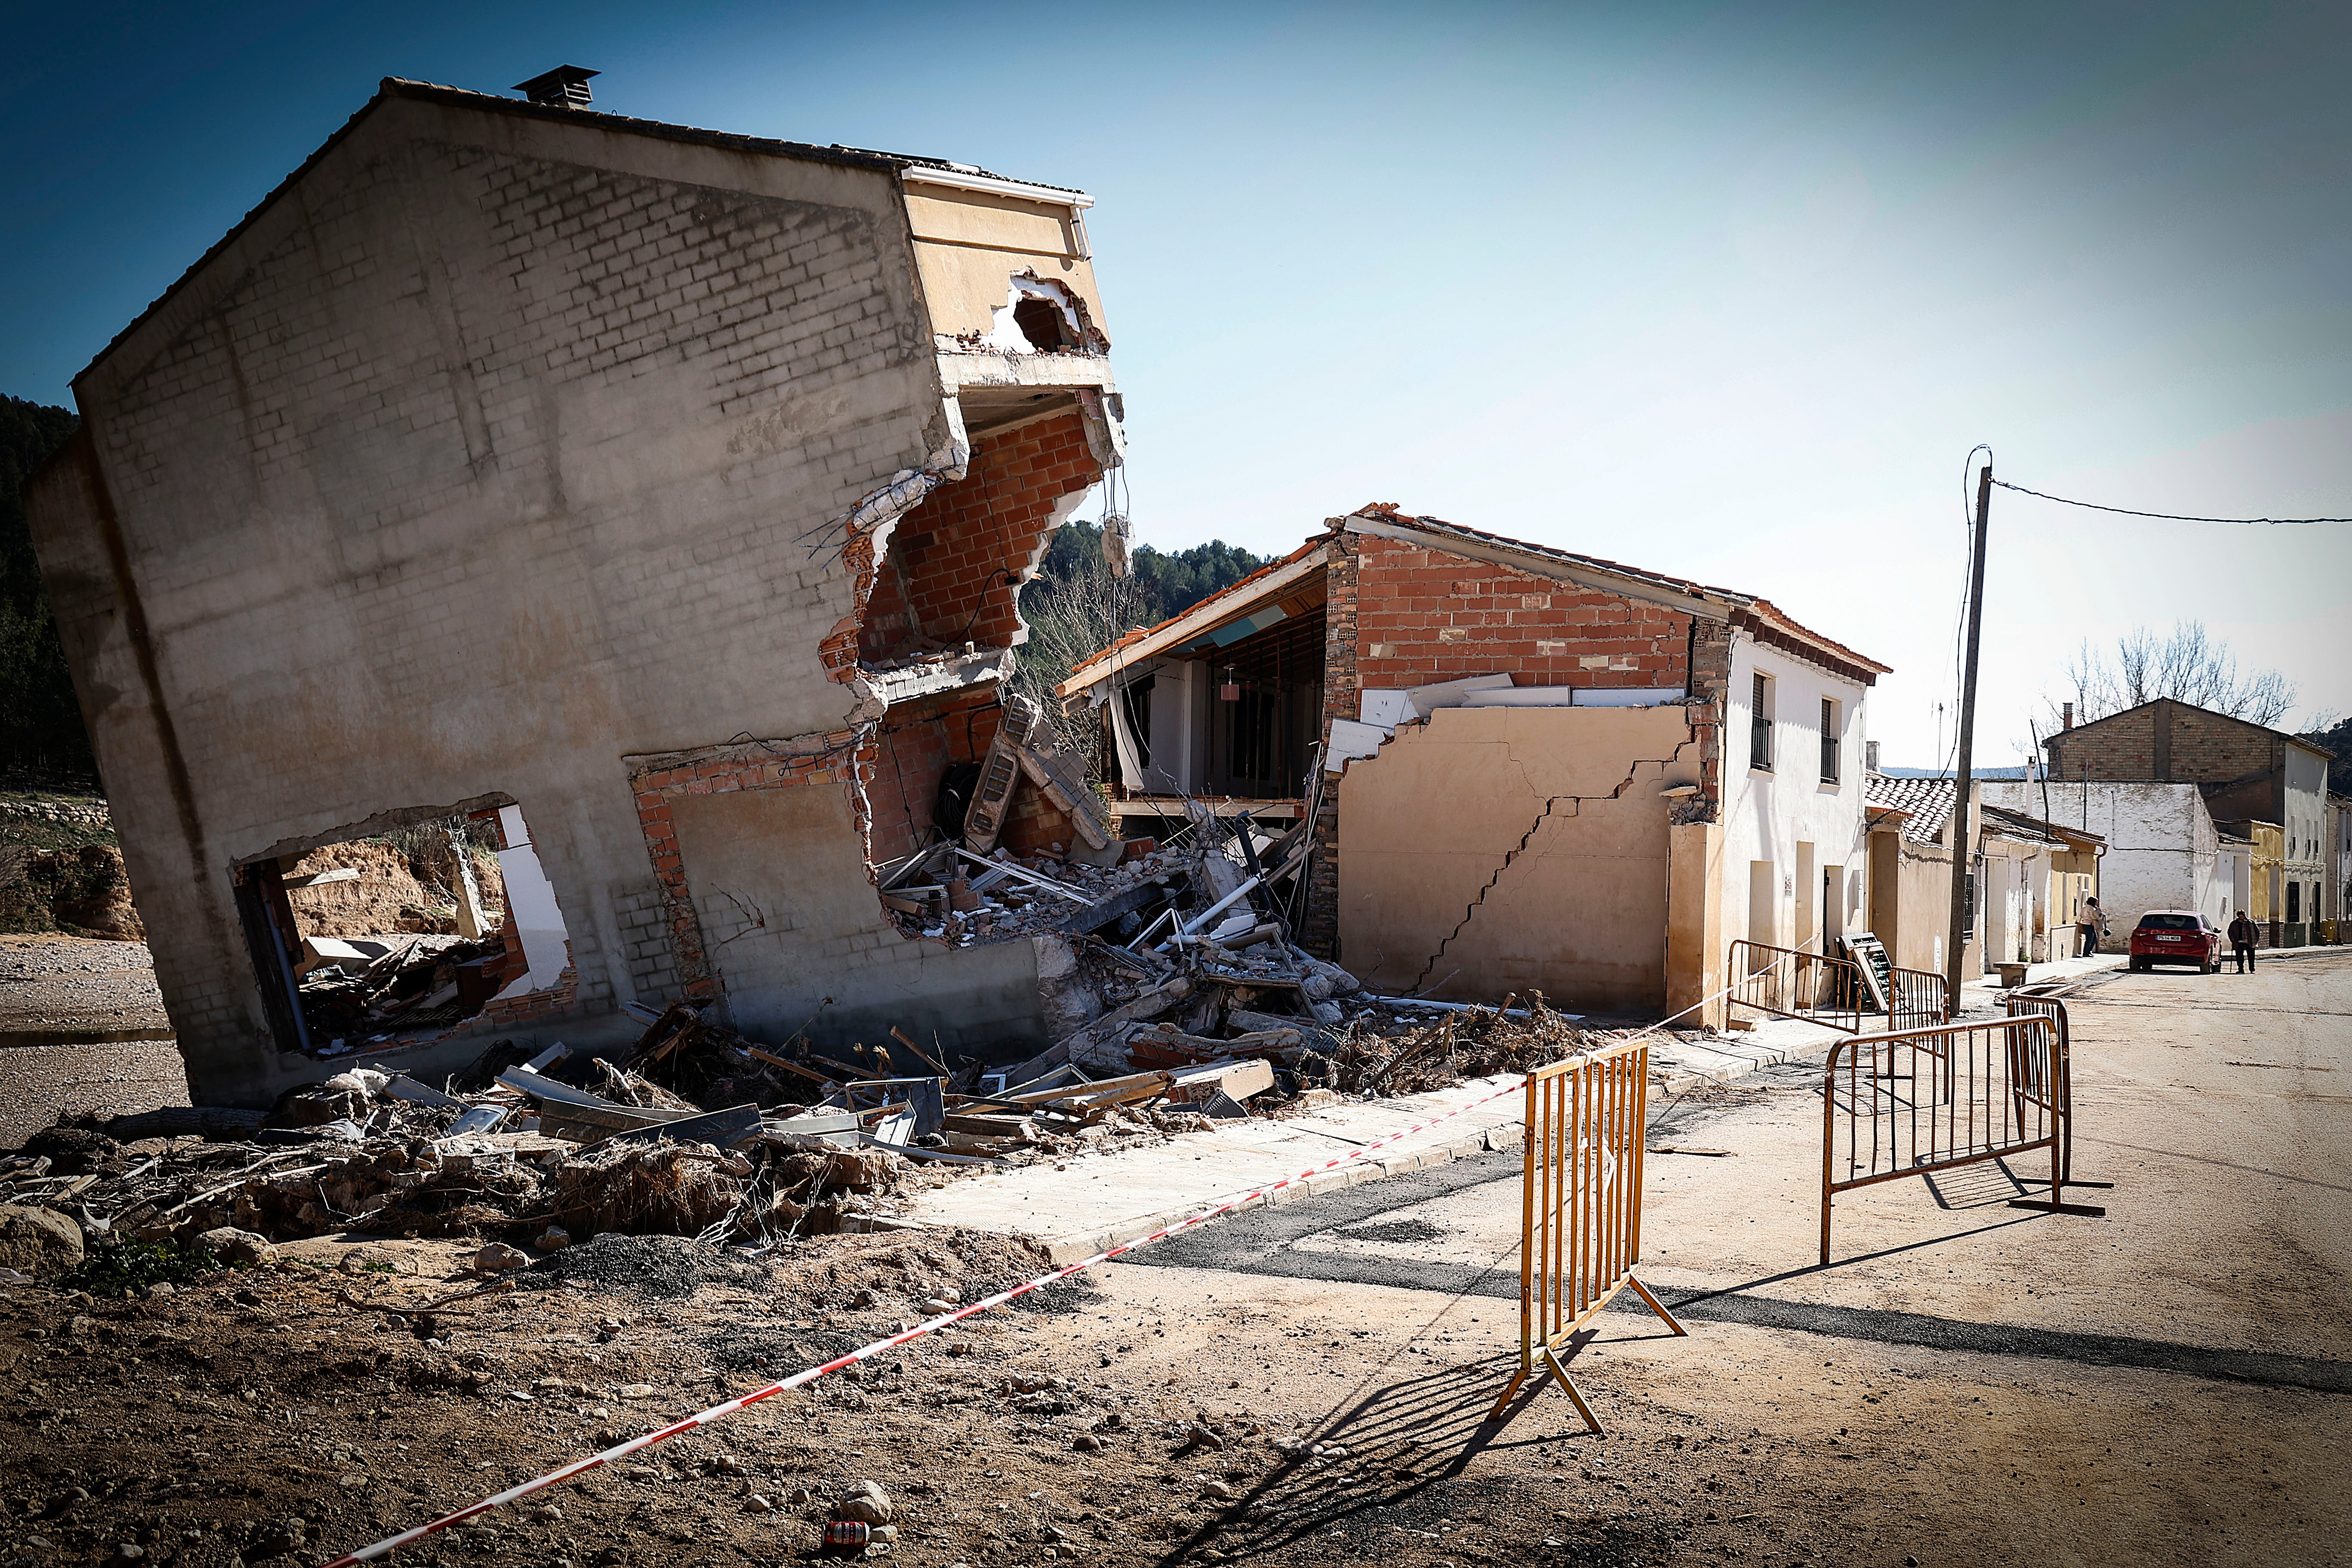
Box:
6, 1, 2348, 763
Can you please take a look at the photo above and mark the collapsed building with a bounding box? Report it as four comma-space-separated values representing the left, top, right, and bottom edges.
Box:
26, 71, 1126, 1105
1060, 508, 1893, 1023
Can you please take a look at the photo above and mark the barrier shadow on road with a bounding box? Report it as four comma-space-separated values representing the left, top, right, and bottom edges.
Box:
1658, 1209, 2055, 1312
1149, 1259, 1673, 1566
1149, 1357, 1528, 1567
1921, 1158, 2032, 1210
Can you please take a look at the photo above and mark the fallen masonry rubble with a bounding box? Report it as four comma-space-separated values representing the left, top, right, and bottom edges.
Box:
2, 806, 1611, 1283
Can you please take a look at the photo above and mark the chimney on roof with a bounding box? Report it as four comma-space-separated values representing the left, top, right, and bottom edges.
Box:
2062, 702, 2074, 730
514, 65, 598, 108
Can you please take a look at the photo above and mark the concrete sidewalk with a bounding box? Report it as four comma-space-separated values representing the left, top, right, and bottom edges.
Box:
904, 944, 2348, 1265
904, 1012, 1854, 1262
904, 1073, 1530, 1264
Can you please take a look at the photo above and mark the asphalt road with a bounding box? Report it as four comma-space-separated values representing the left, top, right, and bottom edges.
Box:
1096, 949, 2352, 1565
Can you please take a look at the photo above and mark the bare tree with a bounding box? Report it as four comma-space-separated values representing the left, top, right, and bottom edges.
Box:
2049, 620, 2296, 730
1009, 563, 1143, 775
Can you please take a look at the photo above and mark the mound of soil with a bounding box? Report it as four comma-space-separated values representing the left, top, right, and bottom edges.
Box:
0, 842, 143, 940
284, 837, 508, 938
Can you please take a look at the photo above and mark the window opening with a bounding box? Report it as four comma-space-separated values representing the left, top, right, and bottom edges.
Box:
233, 803, 572, 1059
1749, 672, 1773, 771
1819, 697, 1841, 783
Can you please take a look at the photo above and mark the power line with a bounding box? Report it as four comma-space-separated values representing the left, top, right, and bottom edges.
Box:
1991, 480, 2351, 525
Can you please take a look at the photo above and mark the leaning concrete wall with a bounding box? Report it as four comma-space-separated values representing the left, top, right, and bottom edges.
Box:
1334, 705, 1699, 1008
25, 92, 1046, 1103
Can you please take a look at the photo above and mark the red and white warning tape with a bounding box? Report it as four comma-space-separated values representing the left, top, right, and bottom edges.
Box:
319, 1071, 1533, 1565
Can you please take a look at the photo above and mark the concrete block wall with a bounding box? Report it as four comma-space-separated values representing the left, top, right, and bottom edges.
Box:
24, 92, 1023, 1102
631, 737, 867, 999
2046, 708, 2161, 781
626, 731, 1054, 1051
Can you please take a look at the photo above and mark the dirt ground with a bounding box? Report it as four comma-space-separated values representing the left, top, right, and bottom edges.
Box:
0, 955, 2344, 1567
0, 936, 168, 1041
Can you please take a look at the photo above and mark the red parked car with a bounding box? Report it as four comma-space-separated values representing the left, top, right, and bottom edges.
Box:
2128, 910, 2222, 973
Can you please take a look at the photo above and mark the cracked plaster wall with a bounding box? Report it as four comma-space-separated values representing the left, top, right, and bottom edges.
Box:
1334, 705, 1701, 1007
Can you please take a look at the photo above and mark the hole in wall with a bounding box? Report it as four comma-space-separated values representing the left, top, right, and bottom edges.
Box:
232, 801, 574, 1058
1012, 296, 1068, 352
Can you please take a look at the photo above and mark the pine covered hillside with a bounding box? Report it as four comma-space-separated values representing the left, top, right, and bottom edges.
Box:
0, 397, 90, 777
2300, 715, 2352, 776
1024, 520, 1266, 637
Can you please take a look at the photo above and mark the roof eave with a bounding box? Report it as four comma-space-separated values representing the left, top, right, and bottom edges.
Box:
1057, 541, 1331, 695
71, 77, 1010, 389
1341, 512, 1743, 623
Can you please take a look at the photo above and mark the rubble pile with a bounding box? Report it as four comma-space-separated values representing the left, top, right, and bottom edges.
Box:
296, 932, 510, 1051
0, 790, 1609, 1291
881, 839, 1191, 949
1325, 993, 1605, 1096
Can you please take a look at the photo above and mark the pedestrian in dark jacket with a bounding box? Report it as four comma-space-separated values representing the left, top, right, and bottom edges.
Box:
2229, 911, 2258, 973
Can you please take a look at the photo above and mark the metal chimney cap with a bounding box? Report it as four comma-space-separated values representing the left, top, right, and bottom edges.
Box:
513, 65, 599, 107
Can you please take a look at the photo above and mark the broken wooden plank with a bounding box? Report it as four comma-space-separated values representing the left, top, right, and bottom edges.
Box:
1164, 1057, 1276, 1105
941, 1112, 1033, 1137
741, 1045, 837, 1086
1004, 1067, 1169, 1107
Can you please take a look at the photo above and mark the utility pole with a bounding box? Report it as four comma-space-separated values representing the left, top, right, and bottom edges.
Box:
1944, 460, 1993, 1018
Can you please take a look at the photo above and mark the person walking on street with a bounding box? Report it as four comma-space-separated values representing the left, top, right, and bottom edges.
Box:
2079, 897, 2108, 958
2230, 910, 2259, 974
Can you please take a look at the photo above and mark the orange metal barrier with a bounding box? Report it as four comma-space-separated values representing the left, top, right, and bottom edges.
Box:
1999, 992, 2119, 1206
1729, 940, 1949, 1032
1819, 1012, 2104, 1264
1887, 964, 1949, 1028
1492, 1040, 1684, 1428
1728, 940, 1874, 1032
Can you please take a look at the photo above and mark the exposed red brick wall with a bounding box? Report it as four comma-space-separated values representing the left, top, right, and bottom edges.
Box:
857, 551, 917, 662
866, 692, 1081, 865
1301, 536, 1356, 959
478, 961, 577, 1029
892, 411, 1100, 652
1303, 530, 1728, 959
1351, 535, 1692, 692
997, 763, 1083, 858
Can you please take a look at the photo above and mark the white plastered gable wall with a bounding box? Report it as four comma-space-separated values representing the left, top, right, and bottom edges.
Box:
1721, 634, 1871, 958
